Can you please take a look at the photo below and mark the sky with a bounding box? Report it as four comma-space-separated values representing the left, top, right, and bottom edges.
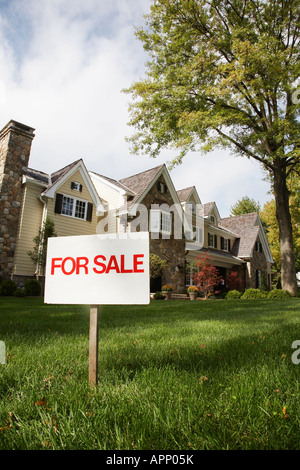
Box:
0, 0, 272, 217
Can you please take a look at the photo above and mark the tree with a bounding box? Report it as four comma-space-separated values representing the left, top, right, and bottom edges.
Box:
192, 253, 223, 299
28, 217, 57, 276
260, 172, 300, 285
124, 0, 300, 295
230, 196, 261, 216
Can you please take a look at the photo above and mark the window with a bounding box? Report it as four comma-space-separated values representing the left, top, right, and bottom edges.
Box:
62, 195, 87, 219
208, 233, 218, 248
71, 181, 83, 192
221, 237, 229, 251
54, 193, 93, 222
161, 212, 171, 234
150, 210, 171, 235
157, 181, 168, 194
210, 215, 215, 224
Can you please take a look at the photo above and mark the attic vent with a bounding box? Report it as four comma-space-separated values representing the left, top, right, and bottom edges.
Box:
71, 181, 82, 192
157, 182, 167, 194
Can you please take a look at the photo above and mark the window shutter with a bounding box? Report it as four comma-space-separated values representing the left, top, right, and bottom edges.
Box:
228, 239, 231, 252
221, 237, 224, 250
86, 202, 93, 222
54, 193, 63, 214
214, 234, 218, 249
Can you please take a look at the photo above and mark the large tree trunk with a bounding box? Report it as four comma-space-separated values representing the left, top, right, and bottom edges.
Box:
273, 161, 297, 296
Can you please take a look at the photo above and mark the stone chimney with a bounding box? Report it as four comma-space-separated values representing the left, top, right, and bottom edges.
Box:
0, 120, 35, 279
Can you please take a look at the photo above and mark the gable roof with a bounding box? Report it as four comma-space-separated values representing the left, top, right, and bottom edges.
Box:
89, 171, 136, 196
119, 164, 164, 208
177, 186, 202, 205
219, 212, 273, 262
118, 164, 181, 214
23, 159, 103, 209
203, 201, 221, 223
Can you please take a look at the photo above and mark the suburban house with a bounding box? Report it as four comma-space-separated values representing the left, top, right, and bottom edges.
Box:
0, 119, 273, 293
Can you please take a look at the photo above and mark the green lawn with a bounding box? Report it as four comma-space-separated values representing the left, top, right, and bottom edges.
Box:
0, 296, 299, 450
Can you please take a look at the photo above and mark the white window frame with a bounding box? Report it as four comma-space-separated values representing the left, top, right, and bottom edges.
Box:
223, 238, 228, 251
161, 211, 172, 235
150, 209, 172, 235
61, 194, 88, 221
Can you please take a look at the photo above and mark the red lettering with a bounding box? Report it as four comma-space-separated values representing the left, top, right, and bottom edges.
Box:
61, 257, 76, 275
133, 254, 144, 273
120, 254, 133, 273
93, 255, 106, 274
106, 255, 120, 274
51, 258, 63, 275
76, 257, 89, 275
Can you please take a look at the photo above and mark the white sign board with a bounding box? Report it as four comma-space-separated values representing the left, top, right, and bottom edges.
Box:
44, 233, 150, 305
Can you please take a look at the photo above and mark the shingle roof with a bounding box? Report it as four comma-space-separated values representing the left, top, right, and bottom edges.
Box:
176, 186, 195, 203
219, 212, 259, 258
24, 159, 82, 189
203, 202, 215, 217
118, 164, 164, 210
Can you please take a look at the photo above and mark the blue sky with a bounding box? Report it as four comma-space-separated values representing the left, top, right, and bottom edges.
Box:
0, 0, 271, 217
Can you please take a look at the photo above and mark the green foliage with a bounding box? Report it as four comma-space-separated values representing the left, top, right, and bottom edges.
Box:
0, 279, 17, 296
241, 288, 267, 299
15, 288, 26, 297
267, 289, 292, 299
24, 279, 41, 297
28, 217, 57, 275
124, 0, 300, 294
149, 254, 168, 279
153, 291, 166, 300
226, 290, 242, 299
230, 196, 261, 216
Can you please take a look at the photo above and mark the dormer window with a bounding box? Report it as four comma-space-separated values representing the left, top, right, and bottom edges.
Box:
71, 181, 83, 192
210, 215, 215, 224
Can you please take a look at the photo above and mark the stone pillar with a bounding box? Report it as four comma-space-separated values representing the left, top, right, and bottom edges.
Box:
0, 120, 35, 279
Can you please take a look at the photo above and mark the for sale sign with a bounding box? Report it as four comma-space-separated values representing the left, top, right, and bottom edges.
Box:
44, 233, 150, 305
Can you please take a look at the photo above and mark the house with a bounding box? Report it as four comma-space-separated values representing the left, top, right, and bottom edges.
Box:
0, 119, 273, 292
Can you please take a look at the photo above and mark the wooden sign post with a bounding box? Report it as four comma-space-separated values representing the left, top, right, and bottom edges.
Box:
89, 305, 99, 387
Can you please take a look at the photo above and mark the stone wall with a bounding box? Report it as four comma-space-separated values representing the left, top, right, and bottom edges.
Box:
0, 120, 35, 280
132, 175, 186, 293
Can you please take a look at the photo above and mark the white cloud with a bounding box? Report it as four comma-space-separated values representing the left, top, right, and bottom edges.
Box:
0, 0, 271, 216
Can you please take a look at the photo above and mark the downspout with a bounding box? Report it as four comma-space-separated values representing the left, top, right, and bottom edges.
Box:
35, 195, 47, 278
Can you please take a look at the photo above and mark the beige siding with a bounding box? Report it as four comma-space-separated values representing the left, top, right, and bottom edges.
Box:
47, 169, 98, 237
13, 183, 44, 275
90, 174, 124, 233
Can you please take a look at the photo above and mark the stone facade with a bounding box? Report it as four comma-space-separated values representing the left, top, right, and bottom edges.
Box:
133, 175, 186, 293
0, 120, 35, 280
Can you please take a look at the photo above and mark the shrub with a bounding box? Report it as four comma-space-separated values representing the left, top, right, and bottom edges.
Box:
267, 289, 292, 299
15, 288, 26, 297
0, 279, 17, 296
153, 291, 166, 300
241, 288, 266, 299
24, 279, 41, 296
226, 290, 242, 299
